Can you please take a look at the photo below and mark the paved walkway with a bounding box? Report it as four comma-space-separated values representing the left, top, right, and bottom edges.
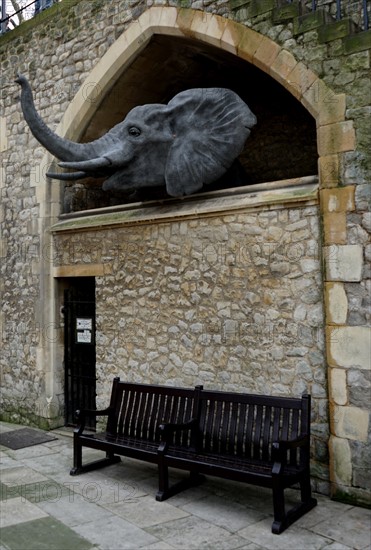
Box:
0, 422, 370, 550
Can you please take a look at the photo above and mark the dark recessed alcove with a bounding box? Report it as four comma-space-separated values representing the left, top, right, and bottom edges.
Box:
63, 35, 318, 213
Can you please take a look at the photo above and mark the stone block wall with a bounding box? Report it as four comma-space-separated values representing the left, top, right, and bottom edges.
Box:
53, 200, 329, 493
0, 0, 370, 504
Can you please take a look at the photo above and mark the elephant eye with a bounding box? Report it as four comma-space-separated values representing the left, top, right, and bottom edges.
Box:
128, 126, 141, 137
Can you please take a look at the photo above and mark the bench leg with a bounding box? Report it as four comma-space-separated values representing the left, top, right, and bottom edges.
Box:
70, 440, 121, 475
70, 435, 83, 475
157, 465, 205, 502
272, 483, 286, 534
271, 474, 317, 534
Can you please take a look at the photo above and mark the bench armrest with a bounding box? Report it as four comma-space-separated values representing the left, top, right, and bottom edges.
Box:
74, 407, 114, 435
272, 435, 309, 474
273, 434, 309, 452
159, 418, 197, 439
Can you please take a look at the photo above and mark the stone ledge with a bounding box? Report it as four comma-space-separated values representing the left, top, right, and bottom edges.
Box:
51, 178, 318, 234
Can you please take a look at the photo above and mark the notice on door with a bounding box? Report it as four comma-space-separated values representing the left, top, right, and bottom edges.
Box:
76, 318, 93, 344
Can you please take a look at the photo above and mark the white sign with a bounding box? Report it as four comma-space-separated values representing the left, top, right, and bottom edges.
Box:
76, 318, 92, 330
77, 330, 92, 344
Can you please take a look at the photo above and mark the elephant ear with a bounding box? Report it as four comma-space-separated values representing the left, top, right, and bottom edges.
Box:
165, 88, 256, 197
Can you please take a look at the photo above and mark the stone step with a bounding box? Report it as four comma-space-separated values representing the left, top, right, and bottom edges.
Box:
318, 18, 358, 43
230, 0, 370, 53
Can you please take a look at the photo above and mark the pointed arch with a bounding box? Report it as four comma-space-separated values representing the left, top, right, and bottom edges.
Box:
53, 8, 353, 164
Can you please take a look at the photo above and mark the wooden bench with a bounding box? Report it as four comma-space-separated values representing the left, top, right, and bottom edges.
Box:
70, 377, 202, 476
157, 389, 317, 534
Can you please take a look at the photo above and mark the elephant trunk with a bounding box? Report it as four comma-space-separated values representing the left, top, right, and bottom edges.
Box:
15, 75, 100, 163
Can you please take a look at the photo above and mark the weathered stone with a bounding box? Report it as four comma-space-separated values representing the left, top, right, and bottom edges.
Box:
329, 435, 352, 486
321, 186, 355, 213
325, 282, 348, 324
324, 244, 363, 282
361, 212, 371, 233
323, 212, 347, 244
318, 121, 356, 156
355, 183, 371, 212
333, 405, 369, 442
347, 369, 371, 409
330, 367, 347, 405
1, 0, 370, 507
328, 326, 371, 370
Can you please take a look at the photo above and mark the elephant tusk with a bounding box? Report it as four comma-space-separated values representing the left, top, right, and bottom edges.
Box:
58, 157, 112, 171
46, 170, 89, 181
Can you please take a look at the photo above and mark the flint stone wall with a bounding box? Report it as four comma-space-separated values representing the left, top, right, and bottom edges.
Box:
53, 203, 329, 492
0, 0, 370, 504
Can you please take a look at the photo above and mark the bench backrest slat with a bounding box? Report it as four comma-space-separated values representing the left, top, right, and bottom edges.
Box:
262, 405, 272, 461
196, 391, 310, 467
106, 378, 198, 445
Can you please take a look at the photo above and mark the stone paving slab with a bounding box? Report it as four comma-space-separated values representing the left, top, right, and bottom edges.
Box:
310, 506, 371, 550
103, 494, 190, 528
0, 496, 49, 528
181, 494, 269, 532
0, 422, 370, 550
238, 517, 337, 549
0, 517, 94, 550
72, 515, 159, 549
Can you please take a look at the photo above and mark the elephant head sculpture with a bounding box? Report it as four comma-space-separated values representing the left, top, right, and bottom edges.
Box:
16, 75, 256, 197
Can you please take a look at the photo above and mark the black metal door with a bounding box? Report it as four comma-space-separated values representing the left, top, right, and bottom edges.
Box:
64, 278, 96, 428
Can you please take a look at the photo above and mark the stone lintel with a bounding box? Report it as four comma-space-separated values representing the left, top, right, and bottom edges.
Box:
53, 264, 111, 277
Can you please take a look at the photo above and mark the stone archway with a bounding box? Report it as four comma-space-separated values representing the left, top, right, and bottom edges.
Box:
35, 6, 359, 499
